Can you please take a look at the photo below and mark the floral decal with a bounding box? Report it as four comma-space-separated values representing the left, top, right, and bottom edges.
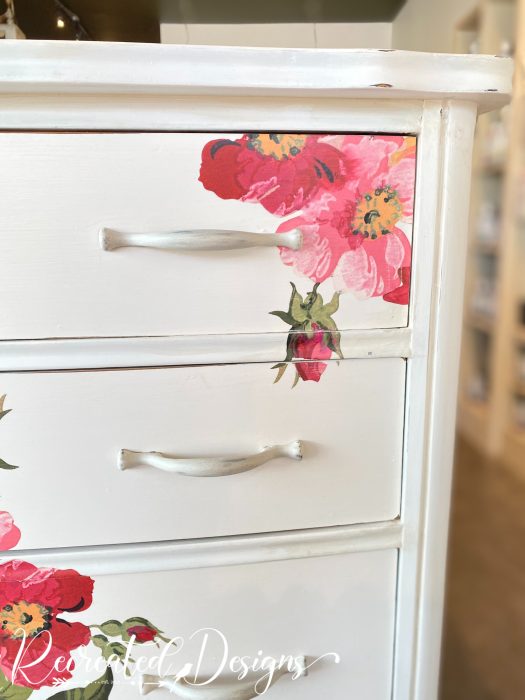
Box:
0, 561, 94, 690
0, 561, 170, 699
0, 511, 21, 551
0, 396, 171, 699
199, 133, 349, 216
270, 283, 342, 386
199, 133, 416, 384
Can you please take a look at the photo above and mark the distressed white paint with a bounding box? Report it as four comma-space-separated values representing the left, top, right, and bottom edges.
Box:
100, 227, 303, 252
392, 101, 478, 700
0, 43, 512, 700
3, 521, 403, 575
0, 95, 424, 132
119, 441, 303, 477
412, 102, 477, 700
0, 42, 511, 110
0, 328, 412, 372
1, 360, 405, 550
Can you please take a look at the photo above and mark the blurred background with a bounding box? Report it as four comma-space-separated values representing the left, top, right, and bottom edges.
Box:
2, 1, 523, 697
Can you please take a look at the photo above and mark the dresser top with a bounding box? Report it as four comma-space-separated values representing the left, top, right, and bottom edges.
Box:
0, 41, 513, 111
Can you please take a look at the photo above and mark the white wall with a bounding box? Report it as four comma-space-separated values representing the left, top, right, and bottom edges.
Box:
162, 0, 477, 54
392, 0, 477, 52
160, 22, 392, 49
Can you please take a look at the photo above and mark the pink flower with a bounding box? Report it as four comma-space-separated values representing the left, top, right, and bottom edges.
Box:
0, 511, 20, 551
278, 136, 416, 304
292, 324, 332, 382
277, 191, 353, 283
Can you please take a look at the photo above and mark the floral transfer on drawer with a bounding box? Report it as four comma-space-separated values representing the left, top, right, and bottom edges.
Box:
0, 396, 169, 699
0, 399, 319, 698
200, 133, 416, 384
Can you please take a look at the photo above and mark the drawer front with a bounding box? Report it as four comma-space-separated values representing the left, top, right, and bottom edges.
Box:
0, 359, 405, 550
0, 549, 397, 699
0, 132, 416, 339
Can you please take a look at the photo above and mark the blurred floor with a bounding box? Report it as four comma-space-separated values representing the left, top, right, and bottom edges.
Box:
440, 437, 525, 700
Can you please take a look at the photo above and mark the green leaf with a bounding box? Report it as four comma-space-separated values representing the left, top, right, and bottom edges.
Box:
314, 307, 341, 331
305, 285, 323, 317
321, 291, 340, 317
284, 328, 301, 363
0, 669, 33, 700
316, 316, 338, 333
121, 616, 151, 628
91, 635, 132, 668
303, 320, 315, 339
272, 363, 288, 384
324, 330, 344, 360
291, 371, 300, 388
101, 642, 127, 663
47, 667, 113, 700
311, 291, 341, 327
91, 634, 109, 649
98, 620, 123, 637
288, 284, 308, 324
269, 310, 295, 327
0, 458, 18, 470
0, 409, 12, 421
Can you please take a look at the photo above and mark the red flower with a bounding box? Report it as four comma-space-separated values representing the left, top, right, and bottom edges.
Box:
0, 511, 20, 551
126, 624, 157, 643
383, 266, 411, 305
199, 133, 349, 216
292, 324, 332, 382
0, 560, 94, 689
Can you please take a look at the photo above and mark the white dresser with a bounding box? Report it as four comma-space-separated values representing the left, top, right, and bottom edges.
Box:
0, 43, 512, 700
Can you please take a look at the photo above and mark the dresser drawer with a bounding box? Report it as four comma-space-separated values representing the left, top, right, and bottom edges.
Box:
0, 358, 405, 550
0, 131, 415, 340
0, 549, 397, 698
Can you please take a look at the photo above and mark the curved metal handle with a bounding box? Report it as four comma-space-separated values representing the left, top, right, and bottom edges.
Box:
100, 228, 302, 252
139, 656, 307, 698
119, 441, 302, 477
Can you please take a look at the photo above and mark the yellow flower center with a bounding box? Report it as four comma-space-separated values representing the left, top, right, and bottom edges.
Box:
1, 601, 52, 639
389, 137, 416, 166
351, 186, 402, 239
247, 133, 307, 160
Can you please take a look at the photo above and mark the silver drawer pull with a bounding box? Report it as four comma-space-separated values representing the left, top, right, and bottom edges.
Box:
139, 656, 307, 698
100, 228, 302, 252
119, 441, 302, 477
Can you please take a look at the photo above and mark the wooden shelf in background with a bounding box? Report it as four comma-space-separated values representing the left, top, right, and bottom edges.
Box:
474, 239, 500, 255
458, 396, 492, 453
516, 326, 525, 344
466, 313, 495, 334
456, 0, 517, 461
515, 381, 525, 397
480, 160, 506, 176
503, 428, 525, 480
